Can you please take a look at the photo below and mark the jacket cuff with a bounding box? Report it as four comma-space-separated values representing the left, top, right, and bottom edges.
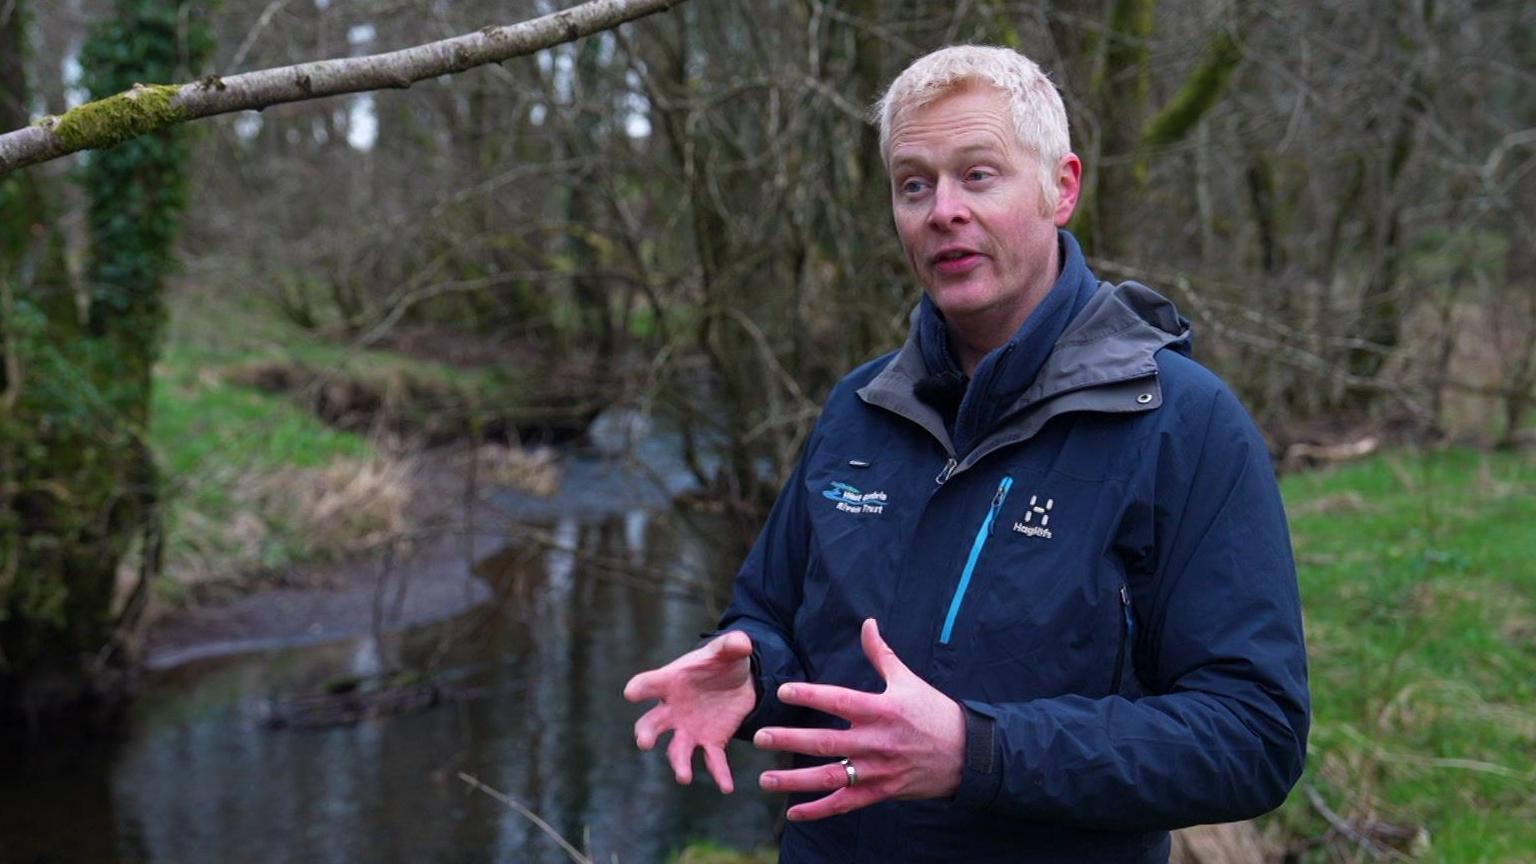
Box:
952, 700, 1003, 809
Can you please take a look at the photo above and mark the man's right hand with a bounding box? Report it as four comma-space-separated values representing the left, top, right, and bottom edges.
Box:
623, 630, 757, 793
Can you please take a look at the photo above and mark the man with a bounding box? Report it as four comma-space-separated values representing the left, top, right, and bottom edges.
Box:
625, 45, 1309, 863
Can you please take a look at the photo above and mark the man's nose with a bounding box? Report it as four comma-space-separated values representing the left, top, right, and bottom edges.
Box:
927, 177, 971, 228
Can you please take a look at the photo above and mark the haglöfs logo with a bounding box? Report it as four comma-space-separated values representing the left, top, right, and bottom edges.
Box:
822, 481, 889, 515
1012, 494, 1054, 540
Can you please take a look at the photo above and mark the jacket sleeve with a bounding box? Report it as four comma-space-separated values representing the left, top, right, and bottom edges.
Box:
952, 385, 1310, 831
710, 435, 819, 739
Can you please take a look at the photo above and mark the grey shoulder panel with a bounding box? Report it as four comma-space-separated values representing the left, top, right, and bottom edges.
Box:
856, 335, 956, 456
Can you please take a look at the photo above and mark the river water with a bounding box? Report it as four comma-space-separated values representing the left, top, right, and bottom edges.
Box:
0, 433, 783, 863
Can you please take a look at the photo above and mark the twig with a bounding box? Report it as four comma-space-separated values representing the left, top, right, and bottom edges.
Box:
1338, 725, 1535, 782
1302, 784, 1405, 862
458, 772, 595, 864
1088, 255, 1437, 422
227, 0, 295, 72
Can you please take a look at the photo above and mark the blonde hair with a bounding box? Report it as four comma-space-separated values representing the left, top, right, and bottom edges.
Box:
875, 45, 1071, 207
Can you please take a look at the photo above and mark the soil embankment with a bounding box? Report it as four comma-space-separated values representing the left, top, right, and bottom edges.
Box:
143, 446, 527, 670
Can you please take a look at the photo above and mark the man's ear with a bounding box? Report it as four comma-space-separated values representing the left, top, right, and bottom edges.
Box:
1053, 154, 1083, 227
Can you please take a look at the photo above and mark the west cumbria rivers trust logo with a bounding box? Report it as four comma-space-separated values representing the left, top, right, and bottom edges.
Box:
822, 481, 889, 515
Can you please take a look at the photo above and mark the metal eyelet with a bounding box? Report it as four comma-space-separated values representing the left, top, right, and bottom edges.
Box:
1136, 393, 1154, 404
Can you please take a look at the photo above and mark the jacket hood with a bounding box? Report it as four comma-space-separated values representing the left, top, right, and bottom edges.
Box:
1024, 267, 1193, 400
858, 230, 1192, 459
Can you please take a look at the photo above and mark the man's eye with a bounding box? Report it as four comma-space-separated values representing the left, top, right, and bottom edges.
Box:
900, 179, 929, 195
965, 169, 994, 183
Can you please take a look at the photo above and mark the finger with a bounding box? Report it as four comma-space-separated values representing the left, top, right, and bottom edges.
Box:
633, 705, 672, 751
666, 732, 695, 785
759, 762, 855, 794
702, 744, 735, 794
786, 786, 882, 822
624, 668, 667, 703
752, 725, 850, 758
773, 681, 882, 722
860, 618, 911, 684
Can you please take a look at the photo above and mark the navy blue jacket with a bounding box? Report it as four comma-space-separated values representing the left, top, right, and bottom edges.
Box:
717, 232, 1310, 863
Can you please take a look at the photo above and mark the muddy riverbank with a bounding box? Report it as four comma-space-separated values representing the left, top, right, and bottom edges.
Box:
142, 445, 514, 671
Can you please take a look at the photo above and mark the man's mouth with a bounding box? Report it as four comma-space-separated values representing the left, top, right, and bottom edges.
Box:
931, 248, 983, 274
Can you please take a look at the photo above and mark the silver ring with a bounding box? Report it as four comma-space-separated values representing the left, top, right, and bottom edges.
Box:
839, 757, 859, 788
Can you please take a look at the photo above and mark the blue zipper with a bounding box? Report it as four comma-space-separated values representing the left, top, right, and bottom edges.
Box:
939, 475, 1013, 645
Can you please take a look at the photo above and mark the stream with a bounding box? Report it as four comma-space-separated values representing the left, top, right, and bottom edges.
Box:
0, 416, 782, 864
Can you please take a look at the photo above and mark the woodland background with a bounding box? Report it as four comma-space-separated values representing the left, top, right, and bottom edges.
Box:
1, 1, 1533, 861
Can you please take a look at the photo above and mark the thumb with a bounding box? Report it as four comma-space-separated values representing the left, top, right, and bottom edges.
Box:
711, 630, 754, 661
861, 618, 909, 683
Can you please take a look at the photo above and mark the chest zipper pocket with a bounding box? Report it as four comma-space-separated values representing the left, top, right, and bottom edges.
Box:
1111, 585, 1136, 694
939, 475, 1013, 645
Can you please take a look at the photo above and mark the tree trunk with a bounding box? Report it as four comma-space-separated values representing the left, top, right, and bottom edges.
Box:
0, 0, 207, 722
1080, 0, 1156, 259
1077, 2, 1245, 261
568, 36, 618, 379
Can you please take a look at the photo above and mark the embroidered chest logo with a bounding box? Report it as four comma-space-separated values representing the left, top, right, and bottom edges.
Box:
822, 481, 889, 515
1012, 494, 1054, 540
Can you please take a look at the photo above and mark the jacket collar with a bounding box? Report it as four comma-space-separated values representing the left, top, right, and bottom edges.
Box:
917, 231, 1101, 455
858, 230, 1191, 465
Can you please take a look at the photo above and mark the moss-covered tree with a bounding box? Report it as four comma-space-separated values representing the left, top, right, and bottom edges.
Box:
1070, 0, 1247, 261
0, 0, 212, 720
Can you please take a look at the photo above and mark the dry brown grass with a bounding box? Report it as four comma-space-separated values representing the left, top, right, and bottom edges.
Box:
460, 444, 561, 497
160, 453, 415, 595
251, 454, 414, 552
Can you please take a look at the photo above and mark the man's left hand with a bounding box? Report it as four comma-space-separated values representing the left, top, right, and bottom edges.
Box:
752, 618, 966, 821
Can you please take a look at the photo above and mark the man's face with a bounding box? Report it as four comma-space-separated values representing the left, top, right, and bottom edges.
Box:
887, 85, 1080, 328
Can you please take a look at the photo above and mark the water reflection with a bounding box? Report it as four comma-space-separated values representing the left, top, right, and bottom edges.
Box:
624, 510, 650, 565
0, 509, 779, 864
545, 516, 581, 593
0, 725, 147, 863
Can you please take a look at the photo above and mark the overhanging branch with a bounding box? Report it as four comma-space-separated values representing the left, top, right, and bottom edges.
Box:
0, 0, 689, 176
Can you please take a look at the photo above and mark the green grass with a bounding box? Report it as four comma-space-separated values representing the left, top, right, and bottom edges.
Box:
148, 294, 372, 595
667, 842, 777, 864
151, 340, 372, 591
1272, 449, 1536, 862
147, 288, 520, 598
162, 288, 517, 394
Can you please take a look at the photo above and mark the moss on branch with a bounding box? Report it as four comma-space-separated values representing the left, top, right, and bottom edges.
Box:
49, 83, 185, 152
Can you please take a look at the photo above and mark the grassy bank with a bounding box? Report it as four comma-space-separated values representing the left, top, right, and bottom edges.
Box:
1276, 448, 1536, 861
148, 288, 518, 602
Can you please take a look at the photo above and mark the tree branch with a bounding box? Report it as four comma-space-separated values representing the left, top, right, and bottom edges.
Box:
0, 0, 690, 176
